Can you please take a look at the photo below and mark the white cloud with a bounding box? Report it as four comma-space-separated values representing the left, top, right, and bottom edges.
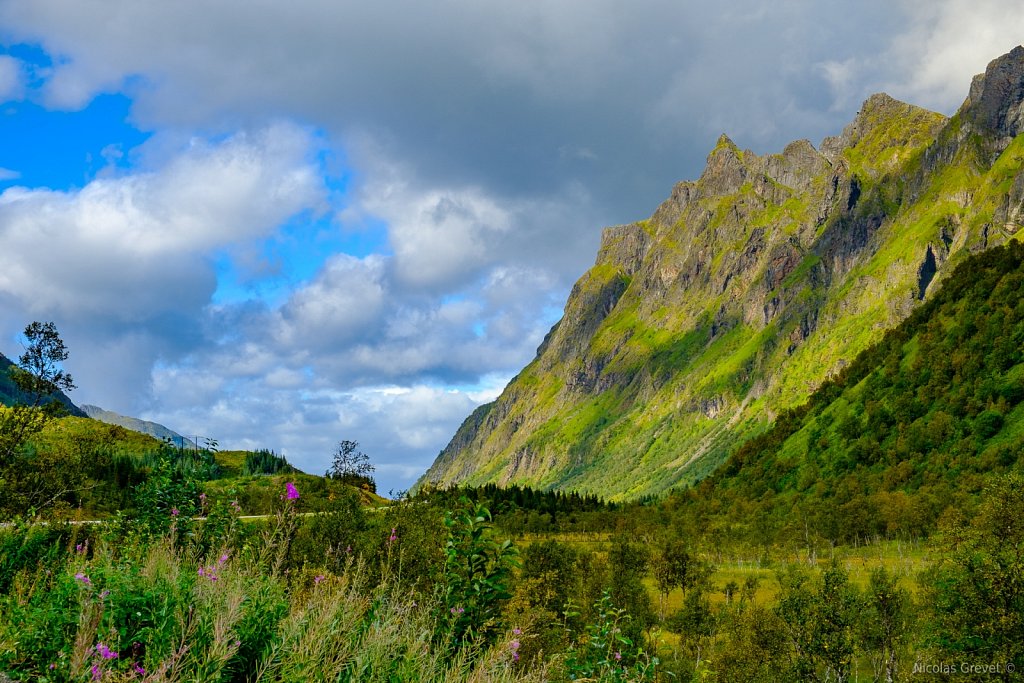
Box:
0, 55, 25, 102
883, 0, 1024, 112
0, 122, 327, 407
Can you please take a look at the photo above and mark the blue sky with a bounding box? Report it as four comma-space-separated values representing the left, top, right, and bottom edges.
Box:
0, 0, 1021, 495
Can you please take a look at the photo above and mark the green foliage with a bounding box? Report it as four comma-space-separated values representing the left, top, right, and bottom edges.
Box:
442, 500, 519, 647
774, 561, 861, 682
676, 241, 1024, 547
562, 590, 660, 682
241, 448, 296, 476
328, 439, 377, 493
920, 473, 1024, 677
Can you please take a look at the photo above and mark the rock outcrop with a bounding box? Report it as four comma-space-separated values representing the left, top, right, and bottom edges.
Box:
420, 47, 1024, 500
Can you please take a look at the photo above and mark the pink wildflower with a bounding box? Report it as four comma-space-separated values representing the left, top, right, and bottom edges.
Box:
513, 627, 522, 635
96, 643, 118, 660
74, 572, 91, 585
171, 507, 179, 517
314, 574, 325, 585
92, 664, 102, 681
614, 651, 622, 661
389, 527, 397, 542
285, 482, 300, 500
134, 664, 145, 675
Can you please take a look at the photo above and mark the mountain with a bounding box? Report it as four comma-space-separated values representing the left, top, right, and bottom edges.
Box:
79, 404, 185, 444
0, 352, 87, 417
421, 46, 1024, 500
682, 240, 1024, 543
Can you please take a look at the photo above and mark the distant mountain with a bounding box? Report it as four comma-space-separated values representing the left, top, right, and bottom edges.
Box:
0, 351, 87, 417
80, 404, 185, 444
421, 46, 1024, 500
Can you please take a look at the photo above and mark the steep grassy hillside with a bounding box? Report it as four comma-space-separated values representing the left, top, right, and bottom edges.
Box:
422, 47, 1024, 500
0, 352, 86, 417
677, 240, 1024, 545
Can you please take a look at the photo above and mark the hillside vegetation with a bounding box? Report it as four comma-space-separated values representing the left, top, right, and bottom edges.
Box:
423, 47, 1024, 500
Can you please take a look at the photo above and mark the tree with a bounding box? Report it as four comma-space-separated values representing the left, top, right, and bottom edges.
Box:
1, 322, 83, 516
11, 321, 76, 408
327, 439, 376, 492
921, 473, 1024, 678
2, 322, 76, 463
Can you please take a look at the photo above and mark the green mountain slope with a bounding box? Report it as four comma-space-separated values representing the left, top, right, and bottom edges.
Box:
421, 46, 1024, 500
0, 352, 86, 417
682, 241, 1024, 543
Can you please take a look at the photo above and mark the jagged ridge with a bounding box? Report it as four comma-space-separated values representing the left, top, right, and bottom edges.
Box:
421, 47, 1024, 500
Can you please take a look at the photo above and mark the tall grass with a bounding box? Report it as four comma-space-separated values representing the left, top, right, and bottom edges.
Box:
0, 521, 556, 683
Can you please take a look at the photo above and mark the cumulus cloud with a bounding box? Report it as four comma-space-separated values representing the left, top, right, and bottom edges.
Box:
0, 122, 327, 403
881, 0, 1024, 111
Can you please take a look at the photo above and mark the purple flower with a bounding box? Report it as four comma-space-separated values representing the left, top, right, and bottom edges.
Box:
513, 627, 522, 635
92, 664, 102, 681
171, 507, 179, 517
285, 482, 300, 500
614, 651, 622, 661
99, 590, 110, 599
134, 664, 145, 675
74, 572, 91, 585
218, 552, 229, 565
95, 643, 118, 660
314, 574, 325, 585
388, 527, 397, 543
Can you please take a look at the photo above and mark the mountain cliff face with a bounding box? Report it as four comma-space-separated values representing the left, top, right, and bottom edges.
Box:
422, 47, 1024, 500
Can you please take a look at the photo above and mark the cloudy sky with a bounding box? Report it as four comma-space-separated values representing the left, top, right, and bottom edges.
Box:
0, 0, 1021, 494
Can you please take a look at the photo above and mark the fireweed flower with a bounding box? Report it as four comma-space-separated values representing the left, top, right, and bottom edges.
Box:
95, 643, 118, 660
510, 639, 521, 662
389, 527, 397, 543
74, 572, 91, 585
285, 482, 300, 500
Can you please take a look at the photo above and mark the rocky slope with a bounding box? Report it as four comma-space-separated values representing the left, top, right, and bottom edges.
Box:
79, 404, 184, 443
422, 47, 1024, 500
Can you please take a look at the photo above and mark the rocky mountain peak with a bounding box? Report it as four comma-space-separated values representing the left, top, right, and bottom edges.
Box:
963, 45, 1024, 142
